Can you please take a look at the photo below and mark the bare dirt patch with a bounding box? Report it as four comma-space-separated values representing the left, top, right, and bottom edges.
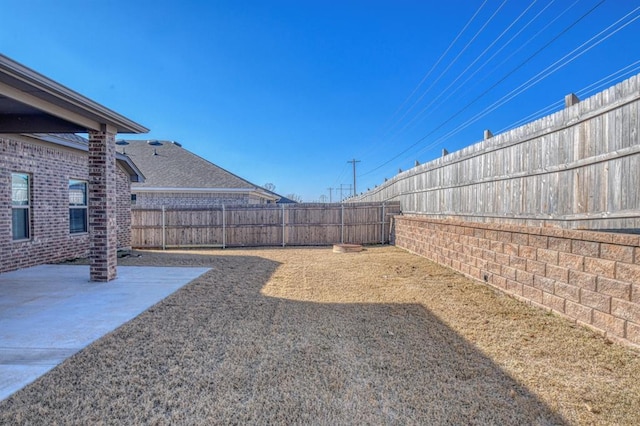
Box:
1, 246, 638, 424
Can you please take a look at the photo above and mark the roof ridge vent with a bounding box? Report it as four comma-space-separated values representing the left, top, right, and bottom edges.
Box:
172, 141, 182, 147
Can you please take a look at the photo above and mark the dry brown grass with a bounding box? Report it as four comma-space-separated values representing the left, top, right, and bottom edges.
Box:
1, 246, 639, 425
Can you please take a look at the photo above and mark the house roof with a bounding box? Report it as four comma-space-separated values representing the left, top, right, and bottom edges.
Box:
274, 195, 298, 204
121, 140, 278, 200
0, 54, 148, 134
29, 133, 145, 183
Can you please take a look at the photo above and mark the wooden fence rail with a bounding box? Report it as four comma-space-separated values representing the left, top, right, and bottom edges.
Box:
131, 202, 401, 249
351, 73, 640, 231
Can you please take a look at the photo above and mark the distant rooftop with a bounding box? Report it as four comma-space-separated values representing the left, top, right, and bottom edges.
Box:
122, 139, 270, 192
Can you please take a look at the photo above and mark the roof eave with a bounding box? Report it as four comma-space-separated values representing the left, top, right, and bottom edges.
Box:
0, 54, 148, 134
115, 153, 145, 183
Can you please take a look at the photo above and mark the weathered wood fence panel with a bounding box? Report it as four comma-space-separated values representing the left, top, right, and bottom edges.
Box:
131, 202, 401, 249
351, 73, 640, 231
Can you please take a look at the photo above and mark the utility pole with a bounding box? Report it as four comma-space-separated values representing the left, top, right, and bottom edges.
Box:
327, 187, 333, 203
339, 183, 352, 201
347, 158, 360, 197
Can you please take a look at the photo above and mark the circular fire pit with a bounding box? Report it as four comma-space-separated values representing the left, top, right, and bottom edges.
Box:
332, 243, 363, 253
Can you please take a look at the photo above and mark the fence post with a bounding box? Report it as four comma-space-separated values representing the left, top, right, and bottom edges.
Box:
282, 204, 286, 247
381, 202, 386, 244
341, 204, 344, 244
221, 204, 226, 249
161, 205, 166, 250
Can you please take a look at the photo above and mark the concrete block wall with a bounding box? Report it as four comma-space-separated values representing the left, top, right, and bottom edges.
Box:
395, 215, 640, 349
1, 135, 132, 273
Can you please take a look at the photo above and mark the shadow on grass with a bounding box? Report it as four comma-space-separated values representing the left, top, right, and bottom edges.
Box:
0, 251, 565, 425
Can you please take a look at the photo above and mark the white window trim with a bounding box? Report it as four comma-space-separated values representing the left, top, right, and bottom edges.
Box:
69, 179, 88, 234
11, 172, 31, 241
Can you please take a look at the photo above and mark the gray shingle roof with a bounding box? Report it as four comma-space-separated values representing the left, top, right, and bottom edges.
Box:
29, 133, 144, 182
122, 140, 262, 190
48, 133, 89, 145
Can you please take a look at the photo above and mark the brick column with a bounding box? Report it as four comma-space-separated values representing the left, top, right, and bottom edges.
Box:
88, 124, 118, 281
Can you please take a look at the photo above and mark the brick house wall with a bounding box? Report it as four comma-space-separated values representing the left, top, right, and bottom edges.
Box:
1, 135, 133, 273
116, 162, 132, 250
394, 215, 640, 349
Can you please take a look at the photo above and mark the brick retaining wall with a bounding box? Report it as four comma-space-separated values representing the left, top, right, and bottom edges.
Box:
394, 215, 640, 349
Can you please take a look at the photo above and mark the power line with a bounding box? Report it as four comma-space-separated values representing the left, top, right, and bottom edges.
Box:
420, 0, 559, 125
496, 58, 640, 135
391, 0, 539, 140
367, 0, 584, 166
354, 1, 490, 166
379, 0, 490, 140
458, 0, 583, 104
412, 11, 640, 162
441, 3, 640, 137
361, 0, 608, 177
386, 0, 509, 140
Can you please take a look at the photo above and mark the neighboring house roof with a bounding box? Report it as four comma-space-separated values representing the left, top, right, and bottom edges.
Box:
29, 133, 145, 183
122, 140, 279, 201
274, 195, 298, 204
0, 54, 148, 134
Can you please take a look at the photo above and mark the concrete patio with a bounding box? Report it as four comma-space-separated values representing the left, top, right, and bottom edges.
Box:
0, 264, 209, 401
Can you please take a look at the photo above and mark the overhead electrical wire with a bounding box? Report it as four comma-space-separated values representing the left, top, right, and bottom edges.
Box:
361, 0, 581, 170
360, 0, 608, 177
411, 7, 640, 161
575, 58, 640, 96
379, 0, 490, 140
495, 59, 640, 133
411, 9, 640, 162
387, 0, 509, 137
426, 0, 558, 121
391, 0, 541, 139
463, 0, 583, 100
430, 4, 640, 144
353, 0, 490, 171
336, 0, 490, 189
330, 162, 350, 191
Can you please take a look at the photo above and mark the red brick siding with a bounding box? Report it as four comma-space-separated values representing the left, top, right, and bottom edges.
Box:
395, 215, 640, 349
116, 163, 132, 250
88, 128, 118, 282
1, 135, 131, 273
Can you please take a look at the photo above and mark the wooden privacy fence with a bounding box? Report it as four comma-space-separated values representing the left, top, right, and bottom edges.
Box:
131, 202, 401, 249
351, 73, 640, 231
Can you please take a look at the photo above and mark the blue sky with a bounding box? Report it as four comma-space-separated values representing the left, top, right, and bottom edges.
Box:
2, 0, 639, 201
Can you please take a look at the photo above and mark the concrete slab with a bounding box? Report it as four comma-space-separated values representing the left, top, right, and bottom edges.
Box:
0, 264, 209, 401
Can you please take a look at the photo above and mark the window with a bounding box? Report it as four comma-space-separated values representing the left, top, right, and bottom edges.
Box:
69, 179, 88, 233
131, 194, 137, 205
11, 173, 30, 240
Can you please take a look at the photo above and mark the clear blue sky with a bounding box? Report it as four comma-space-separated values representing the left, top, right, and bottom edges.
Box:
2, 0, 639, 201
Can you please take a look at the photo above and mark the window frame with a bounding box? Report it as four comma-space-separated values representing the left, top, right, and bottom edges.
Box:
11, 172, 31, 241
69, 179, 88, 234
